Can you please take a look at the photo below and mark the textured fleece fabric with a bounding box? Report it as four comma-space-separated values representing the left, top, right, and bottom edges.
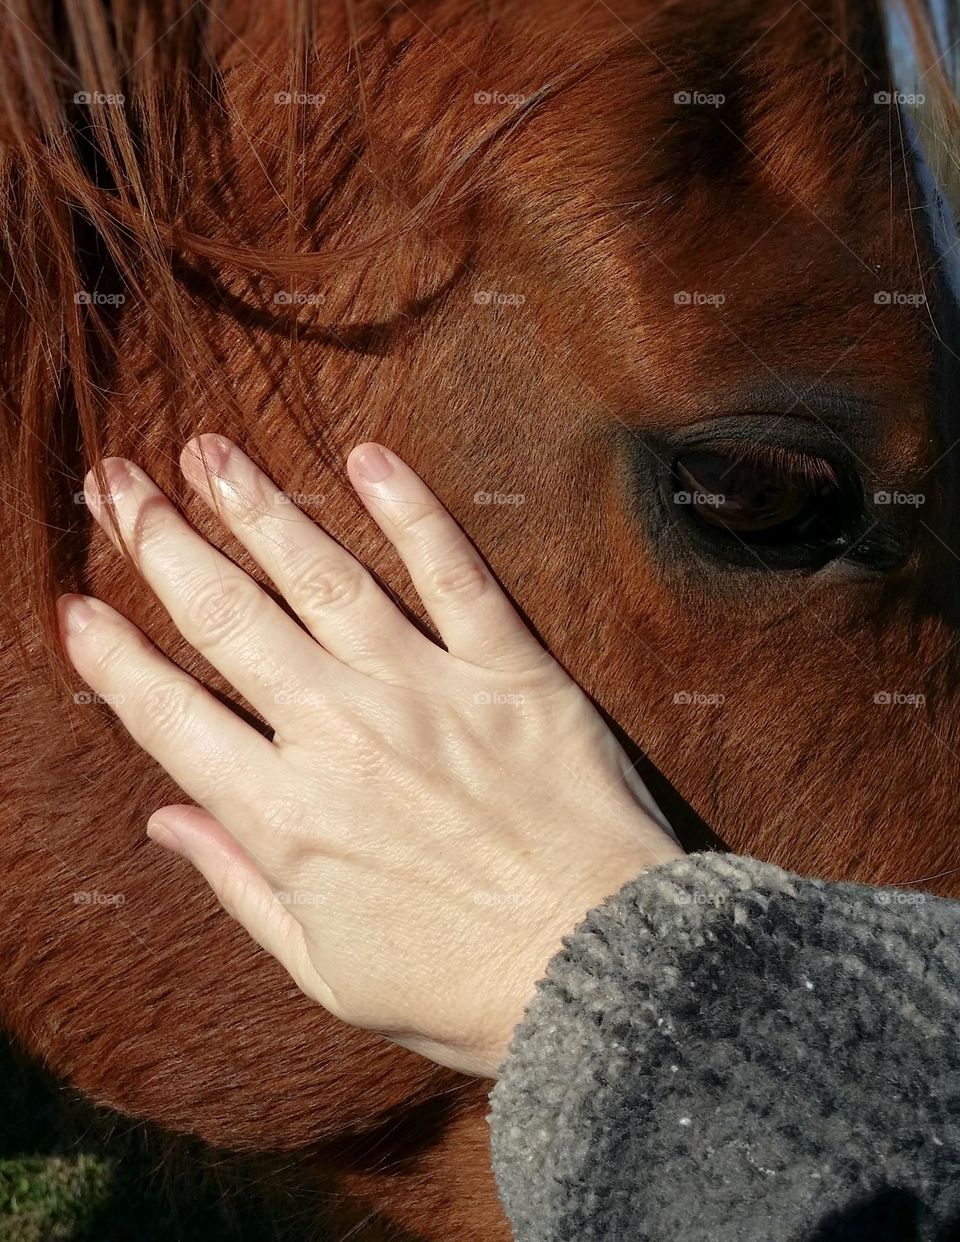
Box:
489, 852, 960, 1242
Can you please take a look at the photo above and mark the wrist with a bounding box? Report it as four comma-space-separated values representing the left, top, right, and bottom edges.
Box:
481, 823, 684, 1078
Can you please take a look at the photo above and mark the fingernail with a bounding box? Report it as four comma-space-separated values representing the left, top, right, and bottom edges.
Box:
101, 457, 134, 494
58, 594, 96, 634
83, 458, 130, 508
147, 820, 187, 857
351, 443, 393, 484
186, 434, 229, 474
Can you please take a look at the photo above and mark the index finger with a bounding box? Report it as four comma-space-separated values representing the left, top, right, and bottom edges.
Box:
347, 444, 543, 672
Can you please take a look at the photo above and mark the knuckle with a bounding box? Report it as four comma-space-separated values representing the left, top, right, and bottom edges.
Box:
260, 795, 312, 835
287, 550, 364, 612
428, 557, 489, 604
124, 495, 171, 551
390, 499, 441, 537
259, 795, 318, 870
181, 573, 261, 646
345, 732, 389, 783
138, 676, 197, 746
219, 475, 269, 527
215, 865, 255, 924
83, 621, 140, 677
326, 989, 372, 1030
321, 989, 352, 1026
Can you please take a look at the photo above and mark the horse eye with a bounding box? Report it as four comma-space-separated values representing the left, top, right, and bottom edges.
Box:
672, 448, 850, 545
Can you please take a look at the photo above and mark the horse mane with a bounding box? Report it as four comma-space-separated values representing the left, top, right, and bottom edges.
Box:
0, 0, 957, 680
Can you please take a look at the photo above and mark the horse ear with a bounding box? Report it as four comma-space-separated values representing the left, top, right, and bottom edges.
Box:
783, 0, 900, 95
891, 0, 960, 217
880, 2, 960, 564
729, 0, 950, 101
652, 2, 908, 205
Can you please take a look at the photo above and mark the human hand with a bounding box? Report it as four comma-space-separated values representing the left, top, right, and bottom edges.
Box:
59, 438, 682, 1077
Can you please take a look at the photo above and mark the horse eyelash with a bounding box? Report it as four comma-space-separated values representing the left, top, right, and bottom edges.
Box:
695, 441, 841, 488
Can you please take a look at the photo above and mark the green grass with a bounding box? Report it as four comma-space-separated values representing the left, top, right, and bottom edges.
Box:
0, 1035, 317, 1242
0, 1154, 114, 1241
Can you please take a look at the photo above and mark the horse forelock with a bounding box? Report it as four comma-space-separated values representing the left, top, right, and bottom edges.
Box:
3, 1, 957, 653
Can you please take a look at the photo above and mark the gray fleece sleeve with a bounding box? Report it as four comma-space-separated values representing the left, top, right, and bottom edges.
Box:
489, 852, 960, 1242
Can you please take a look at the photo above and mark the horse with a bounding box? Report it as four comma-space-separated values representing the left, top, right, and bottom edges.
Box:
1, 0, 958, 1237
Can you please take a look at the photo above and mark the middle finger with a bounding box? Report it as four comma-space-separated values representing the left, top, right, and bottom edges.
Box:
179, 435, 431, 676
